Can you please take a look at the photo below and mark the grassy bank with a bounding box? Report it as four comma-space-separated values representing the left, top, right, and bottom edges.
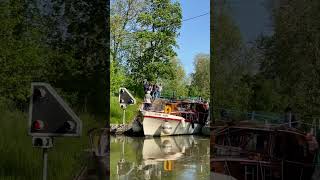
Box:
0, 103, 104, 180
110, 96, 141, 124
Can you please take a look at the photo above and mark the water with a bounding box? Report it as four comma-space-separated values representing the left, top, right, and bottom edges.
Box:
110, 135, 210, 180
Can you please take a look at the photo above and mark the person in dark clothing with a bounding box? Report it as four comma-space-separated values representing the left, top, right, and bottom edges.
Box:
143, 80, 149, 94
284, 106, 298, 128
153, 84, 159, 99
151, 84, 156, 99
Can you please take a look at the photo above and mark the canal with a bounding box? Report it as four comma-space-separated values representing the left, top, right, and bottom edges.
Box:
110, 135, 210, 180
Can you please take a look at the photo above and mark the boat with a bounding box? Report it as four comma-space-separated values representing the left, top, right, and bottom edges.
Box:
133, 99, 209, 136
211, 121, 317, 180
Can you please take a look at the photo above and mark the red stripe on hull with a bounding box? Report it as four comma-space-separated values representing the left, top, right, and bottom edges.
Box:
143, 115, 194, 123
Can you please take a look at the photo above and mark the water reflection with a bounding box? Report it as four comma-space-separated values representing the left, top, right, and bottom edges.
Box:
110, 135, 210, 180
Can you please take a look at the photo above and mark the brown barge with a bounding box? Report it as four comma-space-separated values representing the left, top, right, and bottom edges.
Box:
211, 121, 317, 180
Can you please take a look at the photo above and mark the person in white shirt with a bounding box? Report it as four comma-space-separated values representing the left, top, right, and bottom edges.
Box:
158, 83, 162, 97
144, 91, 152, 110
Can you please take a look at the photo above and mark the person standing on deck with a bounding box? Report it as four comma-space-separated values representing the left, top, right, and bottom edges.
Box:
143, 79, 149, 94
284, 106, 298, 128
151, 84, 156, 99
158, 83, 162, 97
144, 91, 152, 110
148, 82, 153, 93
153, 84, 159, 99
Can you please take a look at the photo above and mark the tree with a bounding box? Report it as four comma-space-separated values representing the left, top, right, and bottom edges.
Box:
110, 58, 126, 95
110, 0, 147, 66
190, 54, 210, 100
257, 0, 320, 117
127, 0, 182, 83
33, 0, 110, 114
110, 0, 182, 97
0, 0, 48, 107
161, 57, 188, 98
211, 3, 249, 110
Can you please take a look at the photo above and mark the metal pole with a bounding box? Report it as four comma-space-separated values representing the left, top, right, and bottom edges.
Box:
251, 111, 255, 121
43, 148, 48, 180
122, 109, 126, 125
288, 112, 292, 128
122, 139, 125, 157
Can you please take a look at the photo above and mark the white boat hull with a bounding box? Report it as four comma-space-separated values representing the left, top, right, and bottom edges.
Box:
141, 111, 202, 136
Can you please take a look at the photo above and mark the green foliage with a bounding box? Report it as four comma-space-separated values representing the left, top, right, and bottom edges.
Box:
51, 0, 108, 115
128, 0, 181, 83
110, 96, 141, 124
190, 54, 210, 100
0, 0, 47, 103
161, 57, 188, 98
253, 0, 320, 117
0, 0, 108, 115
212, 6, 250, 111
110, 59, 127, 95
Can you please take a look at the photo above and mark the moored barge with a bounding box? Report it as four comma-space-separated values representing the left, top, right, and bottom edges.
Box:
211, 122, 317, 180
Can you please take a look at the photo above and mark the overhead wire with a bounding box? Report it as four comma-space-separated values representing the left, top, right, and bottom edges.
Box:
182, 12, 209, 22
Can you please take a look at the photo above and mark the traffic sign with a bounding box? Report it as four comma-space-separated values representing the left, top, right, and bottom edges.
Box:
119, 88, 136, 109
28, 82, 82, 137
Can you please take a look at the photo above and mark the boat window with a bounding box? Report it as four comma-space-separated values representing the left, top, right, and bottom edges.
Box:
245, 165, 256, 180
245, 165, 273, 180
273, 133, 306, 161
215, 131, 269, 153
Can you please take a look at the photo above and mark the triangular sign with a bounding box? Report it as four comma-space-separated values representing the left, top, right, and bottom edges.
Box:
28, 82, 82, 137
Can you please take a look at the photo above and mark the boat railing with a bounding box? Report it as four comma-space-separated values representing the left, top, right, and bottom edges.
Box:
214, 108, 285, 125
170, 111, 209, 124
158, 91, 206, 102
214, 108, 320, 134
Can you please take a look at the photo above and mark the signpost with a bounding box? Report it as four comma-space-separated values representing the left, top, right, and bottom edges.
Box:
28, 82, 82, 180
118, 88, 136, 125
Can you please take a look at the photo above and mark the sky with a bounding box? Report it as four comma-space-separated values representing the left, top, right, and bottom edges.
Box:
176, 0, 210, 76
226, 0, 274, 43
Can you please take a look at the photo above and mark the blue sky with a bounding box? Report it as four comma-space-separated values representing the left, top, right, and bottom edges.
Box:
175, 0, 210, 76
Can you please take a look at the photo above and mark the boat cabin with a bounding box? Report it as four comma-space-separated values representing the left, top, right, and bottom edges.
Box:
163, 101, 209, 125
211, 123, 316, 180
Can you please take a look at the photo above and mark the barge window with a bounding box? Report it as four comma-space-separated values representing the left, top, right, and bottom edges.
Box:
245, 165, 273, 180
245, 165, 256, 180
273, 134, 306, 161
215, 132, 269, 153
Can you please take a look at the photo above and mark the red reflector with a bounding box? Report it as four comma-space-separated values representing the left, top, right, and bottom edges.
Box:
33, 120, 44, 130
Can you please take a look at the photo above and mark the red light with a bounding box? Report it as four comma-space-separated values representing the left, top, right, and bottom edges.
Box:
33, 120, 44, 130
